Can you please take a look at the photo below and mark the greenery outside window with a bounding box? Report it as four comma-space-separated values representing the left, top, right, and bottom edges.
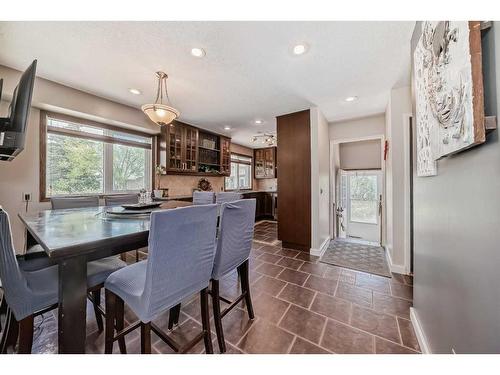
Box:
41, 111, 153, 200
225, 154, 252, 191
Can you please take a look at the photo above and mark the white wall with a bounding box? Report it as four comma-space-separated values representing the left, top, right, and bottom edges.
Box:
329, 114, 386, 140
310, 107, 330, 253
385, 85, 412, 272
0, 64, 158, 135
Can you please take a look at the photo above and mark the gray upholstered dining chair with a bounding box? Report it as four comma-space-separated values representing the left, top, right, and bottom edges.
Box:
50, 195, 100, 210
104, 194, 139, 206
0, 207, 126, 354
193, 191, 215, 205
210, 199, 256, 353
103, 204, 218, 354
104, 194, 142, 262
215, 192, 242, 205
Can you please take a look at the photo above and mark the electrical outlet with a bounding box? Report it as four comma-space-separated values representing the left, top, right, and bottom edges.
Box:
22, 192, 32, 202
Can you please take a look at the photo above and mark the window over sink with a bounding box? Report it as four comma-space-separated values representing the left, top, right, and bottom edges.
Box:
40, 111, 153, 200
225, 153, 252, 191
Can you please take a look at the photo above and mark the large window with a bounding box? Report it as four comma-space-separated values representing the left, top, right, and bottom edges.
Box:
349, 175, 378, 224
41, 112, 152, 200
225, 154, 252, 190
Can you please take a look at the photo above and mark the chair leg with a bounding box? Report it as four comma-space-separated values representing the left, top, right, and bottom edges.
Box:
239, 260, 255, 319
200, 287, 213, 354
1, 307, 19, 354
0, 307, 14, 354
120, 253, 127, 262
115, 296, 127, 354
168, 303, 181, 330
135, 250, 140, 263
91, 289, 104, 332
17, 315, 34, 354
104, 289, 117, 354
0, 294, 6, 333
140, 322, 151, 354
211, 280, 226, 353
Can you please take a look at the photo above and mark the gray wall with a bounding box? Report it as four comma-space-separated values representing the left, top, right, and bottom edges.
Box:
413, 22, 500, 353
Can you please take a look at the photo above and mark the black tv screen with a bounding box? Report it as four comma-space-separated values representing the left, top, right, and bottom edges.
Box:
0, 60, 37, 161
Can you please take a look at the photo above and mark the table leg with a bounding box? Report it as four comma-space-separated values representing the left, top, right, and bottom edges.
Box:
58, 256, 87, 354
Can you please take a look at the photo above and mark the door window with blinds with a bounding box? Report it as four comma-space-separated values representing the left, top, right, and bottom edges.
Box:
225, 154, 252, 190
41, 112, 152, 199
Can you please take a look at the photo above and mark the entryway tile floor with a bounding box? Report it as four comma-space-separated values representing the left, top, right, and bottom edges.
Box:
9, 237, 419, 354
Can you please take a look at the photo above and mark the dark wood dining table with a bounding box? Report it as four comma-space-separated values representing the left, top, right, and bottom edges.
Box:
18, 200, 192, 354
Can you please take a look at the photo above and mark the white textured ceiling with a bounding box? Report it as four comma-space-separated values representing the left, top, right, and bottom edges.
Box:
0, 21, 414, 147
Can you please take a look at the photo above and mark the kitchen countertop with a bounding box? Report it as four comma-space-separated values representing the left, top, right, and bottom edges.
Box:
154, 191, 277, 201
240, 190, 277, 194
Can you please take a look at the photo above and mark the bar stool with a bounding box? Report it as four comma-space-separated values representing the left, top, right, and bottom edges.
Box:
104, 204, 218, 354
193, 191, 215, 205
210, 199, 256, 353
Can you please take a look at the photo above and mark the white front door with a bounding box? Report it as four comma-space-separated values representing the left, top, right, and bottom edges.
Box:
342, 170, 382, 244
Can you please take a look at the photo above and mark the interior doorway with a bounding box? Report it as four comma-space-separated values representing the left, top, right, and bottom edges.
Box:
331, 135, 385, 246
339, 170, 382, 244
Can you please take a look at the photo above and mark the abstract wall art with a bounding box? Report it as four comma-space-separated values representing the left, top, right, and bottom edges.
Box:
413, 21, 485, 177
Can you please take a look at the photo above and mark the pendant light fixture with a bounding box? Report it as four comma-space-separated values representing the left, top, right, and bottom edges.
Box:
141, 71, 180, 126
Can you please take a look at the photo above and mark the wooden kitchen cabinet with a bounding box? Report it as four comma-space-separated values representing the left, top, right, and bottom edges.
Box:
163, 121, 198, 173
254, 147, 276, 179
220, 136, 231, 176
242, 191, 274, 220
158, 120, 231, 176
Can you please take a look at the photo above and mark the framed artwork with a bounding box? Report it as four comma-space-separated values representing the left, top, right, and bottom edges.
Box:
413, 21, 485, 177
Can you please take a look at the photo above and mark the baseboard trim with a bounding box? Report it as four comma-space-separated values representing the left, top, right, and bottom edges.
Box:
310, 237, 330, 257
384, 246, 406, 274
410, 307, 431, 354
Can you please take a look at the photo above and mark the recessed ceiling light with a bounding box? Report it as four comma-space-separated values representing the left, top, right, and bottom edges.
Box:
191, 47, 206, 57
254, 119, 263, 125
293, 43, 308, 55
128, 88, 142, 95
224, 126, 231, 130
344, 96, 358, 102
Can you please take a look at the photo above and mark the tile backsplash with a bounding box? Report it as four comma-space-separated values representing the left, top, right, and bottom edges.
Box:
255, 178, 277, 191
159, 175, 225, 196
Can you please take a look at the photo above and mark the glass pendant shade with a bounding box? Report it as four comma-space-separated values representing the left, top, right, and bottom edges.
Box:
141, 104, 180, 126
142, 71, 180, 126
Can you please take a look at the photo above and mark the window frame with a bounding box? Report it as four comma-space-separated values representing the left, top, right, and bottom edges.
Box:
39, 111, 156, 202
224, 152, 253, 191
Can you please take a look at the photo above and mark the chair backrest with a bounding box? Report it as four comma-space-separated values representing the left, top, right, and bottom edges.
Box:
141, 204, 218, 321
215, 192, 242, 205
51, 196, 99, 209
0, 208, 32, 320
104, 194, 139, 206
193, 191, 215, 205
212, 199, 256, 280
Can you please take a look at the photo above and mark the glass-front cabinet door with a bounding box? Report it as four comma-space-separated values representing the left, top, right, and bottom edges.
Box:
254, 149, 265, 178
184, 125, 198, 172
220, 136, 231, 176
168, 123, 183, 171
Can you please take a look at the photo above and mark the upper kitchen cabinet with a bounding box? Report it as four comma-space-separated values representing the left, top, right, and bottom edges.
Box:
220, 136, 231, 176
254, 146, 277, 179
158, 120, 231, 176
163, 121, 198, 173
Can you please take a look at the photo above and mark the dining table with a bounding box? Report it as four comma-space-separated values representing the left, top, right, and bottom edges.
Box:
18, 200, 192, 354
